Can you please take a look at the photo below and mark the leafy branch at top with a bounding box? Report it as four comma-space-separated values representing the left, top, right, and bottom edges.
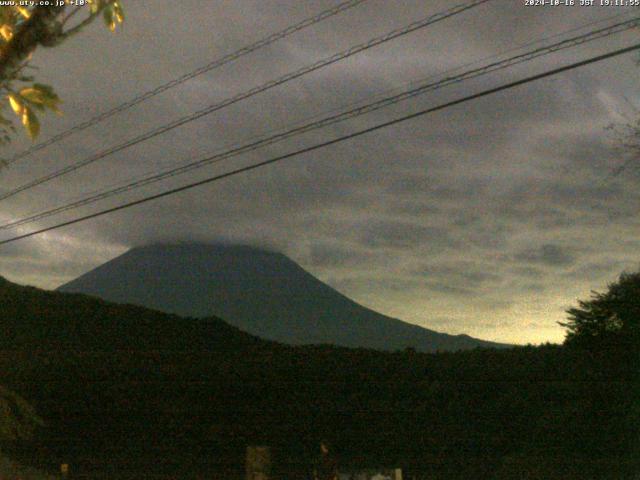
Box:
0, 1, 124, 145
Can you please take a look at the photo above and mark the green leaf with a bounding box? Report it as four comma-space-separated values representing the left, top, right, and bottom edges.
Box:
15, 6, 30, 19
103, 5, 116, 31
22, 84, 61, 113
32, 83, 57, 98
19, 87, 47, 104
88, 0, 101, 14
8, 94, 23, 115
0, 24, 13, 41
113, 1, 125, 23
21, 106, 39, 139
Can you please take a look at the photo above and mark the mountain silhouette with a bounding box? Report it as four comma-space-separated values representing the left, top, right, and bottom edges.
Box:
58, 243, 505, 351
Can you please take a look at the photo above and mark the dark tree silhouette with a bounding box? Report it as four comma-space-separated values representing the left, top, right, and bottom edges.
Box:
0, 385, 43, 446
560, 270, 640, 349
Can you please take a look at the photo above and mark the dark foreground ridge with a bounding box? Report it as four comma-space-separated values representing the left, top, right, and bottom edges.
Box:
0, 276, 637, 479
58, 243, 507, 352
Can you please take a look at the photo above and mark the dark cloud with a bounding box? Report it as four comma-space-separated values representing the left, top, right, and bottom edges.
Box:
306, 242, 372, 268
414, 262, 501, 289
328, 275, 424, 294
357, 220, 456, 250
513, 244, 576, 268
510, 266, 545, 279
519, 283, 546, 294
423, 282, 476, 297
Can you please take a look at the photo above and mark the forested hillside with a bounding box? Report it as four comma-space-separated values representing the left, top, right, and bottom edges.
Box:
0, 276, 637, 479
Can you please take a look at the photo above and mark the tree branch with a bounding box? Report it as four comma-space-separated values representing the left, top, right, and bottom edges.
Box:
60, 10, 100, 40
0, 5, 66, 82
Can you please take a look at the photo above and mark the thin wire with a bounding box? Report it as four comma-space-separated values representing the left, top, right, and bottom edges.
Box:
0, 0, 492, 202
1, 42, 638, 246
1, 0, 370, 166
3, 16, 638, 231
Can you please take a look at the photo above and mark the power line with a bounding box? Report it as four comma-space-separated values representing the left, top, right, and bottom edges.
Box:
1, 42, 638, 247
1, 0, 370, 167
2, 16, 638, 231
0, 0, 492, 202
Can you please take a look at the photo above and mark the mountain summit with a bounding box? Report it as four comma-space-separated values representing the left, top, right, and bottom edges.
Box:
58, 243, 504, 351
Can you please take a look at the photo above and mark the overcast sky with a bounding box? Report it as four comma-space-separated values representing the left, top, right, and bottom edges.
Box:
1, 0, 640, 344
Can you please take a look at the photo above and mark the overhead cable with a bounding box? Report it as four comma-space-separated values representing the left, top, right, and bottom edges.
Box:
1, 0, 370, 167
1, 42, 638, 246
2, 16, 638, 231
0, 0, 492, 202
